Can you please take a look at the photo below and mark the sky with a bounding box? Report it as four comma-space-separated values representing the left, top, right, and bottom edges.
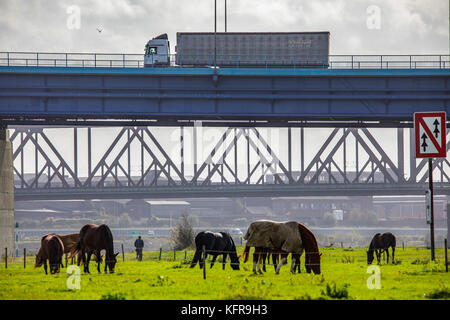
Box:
1, 0, 449, 183
0, 0, 448, 55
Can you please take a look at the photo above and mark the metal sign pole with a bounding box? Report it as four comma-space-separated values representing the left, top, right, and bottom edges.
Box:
429, 158, 435, 261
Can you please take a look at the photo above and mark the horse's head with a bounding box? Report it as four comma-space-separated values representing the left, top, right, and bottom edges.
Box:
367, 250, 374, 265
34, 254, 43, 268
230, 255, 240, 270
306, 252, 321, 275
106, 253, 119, 273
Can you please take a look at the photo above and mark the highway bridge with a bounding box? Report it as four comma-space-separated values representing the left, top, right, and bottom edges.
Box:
1, 53, 450, 200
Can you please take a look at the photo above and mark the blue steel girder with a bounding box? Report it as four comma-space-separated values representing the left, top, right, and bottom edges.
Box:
0, 66, 449, 125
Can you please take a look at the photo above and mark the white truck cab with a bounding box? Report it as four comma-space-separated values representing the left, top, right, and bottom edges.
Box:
144, 33, 170, 67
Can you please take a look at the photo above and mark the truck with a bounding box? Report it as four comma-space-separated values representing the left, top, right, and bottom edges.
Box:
144, 32, 330, 68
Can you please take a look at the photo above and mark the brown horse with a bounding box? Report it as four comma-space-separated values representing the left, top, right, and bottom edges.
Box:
69, 224, 118, 274
57, 233, 102, 265
297, 222, 321, 274
242, 220, 304, 274
35, 234, 64, 274
367, 232, 396, 265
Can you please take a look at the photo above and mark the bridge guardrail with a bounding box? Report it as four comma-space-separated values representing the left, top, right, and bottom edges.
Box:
0, 52, 449, 69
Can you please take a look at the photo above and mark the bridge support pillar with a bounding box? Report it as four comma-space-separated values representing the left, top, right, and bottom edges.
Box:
0, 127, 14, 258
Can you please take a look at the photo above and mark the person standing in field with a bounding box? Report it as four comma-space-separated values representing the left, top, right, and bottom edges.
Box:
134, 236, 144, 261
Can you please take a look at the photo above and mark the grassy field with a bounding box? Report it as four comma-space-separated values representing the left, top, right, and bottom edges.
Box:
0, 246, 449, 300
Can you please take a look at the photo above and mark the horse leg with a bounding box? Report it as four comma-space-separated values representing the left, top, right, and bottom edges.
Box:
44, 259, 48, 275
290, 255, 295, 274
84, 251, 91, 274
386, 248, 390, 264
276, 253, 287, 275
392, 246, 395, 263
96, 251, 101, 274
257, 252, 263, 275
252, 249, 257, 274
262, 251, 267, 272
222, 253, 227, 270
272, 253, 279, 272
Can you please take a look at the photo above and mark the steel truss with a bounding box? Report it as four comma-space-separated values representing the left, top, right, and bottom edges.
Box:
9, 126, 450, 199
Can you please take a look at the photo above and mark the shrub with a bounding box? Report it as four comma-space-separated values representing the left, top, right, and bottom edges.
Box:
426, 285, 450, 299
170, 213, 195, 250
100, 292, 126, 300
321, 282, 350, 299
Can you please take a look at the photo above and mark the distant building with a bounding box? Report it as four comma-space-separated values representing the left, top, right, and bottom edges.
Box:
372, 195, 447, 221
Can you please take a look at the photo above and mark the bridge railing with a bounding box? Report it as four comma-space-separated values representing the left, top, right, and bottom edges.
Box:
0, 52, 449, 69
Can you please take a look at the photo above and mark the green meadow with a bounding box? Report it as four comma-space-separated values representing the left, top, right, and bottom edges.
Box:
0, 247, 449, 300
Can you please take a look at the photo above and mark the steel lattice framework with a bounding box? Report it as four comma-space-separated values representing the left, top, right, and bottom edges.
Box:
10, 126, 450, 200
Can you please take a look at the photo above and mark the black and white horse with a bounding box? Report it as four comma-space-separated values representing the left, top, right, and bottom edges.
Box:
190, 231, 240, 270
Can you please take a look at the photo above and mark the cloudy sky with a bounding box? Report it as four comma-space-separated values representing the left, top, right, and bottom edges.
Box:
0, 0, 448, 55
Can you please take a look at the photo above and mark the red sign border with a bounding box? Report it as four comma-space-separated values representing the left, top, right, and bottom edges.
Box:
414, 112, 447, 158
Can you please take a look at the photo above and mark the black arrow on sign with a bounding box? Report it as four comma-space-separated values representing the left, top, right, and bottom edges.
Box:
433, 119, 440, 138
421, 133, 428, 152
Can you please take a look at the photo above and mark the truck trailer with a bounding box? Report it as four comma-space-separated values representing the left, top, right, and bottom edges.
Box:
144, 31, 330, 68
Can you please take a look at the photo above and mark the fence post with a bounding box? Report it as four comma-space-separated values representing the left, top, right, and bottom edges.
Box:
24, 248, 26, 268
202, 245, 206, 280
65, 253, 68, 268
184, 250, 187, 261
341, 242, 343, 248
445, 238, 448, 273
173, 249, 176, 261
5, 248, 7, 268
402, 241, 405, 251
159, 247, 162, 261
121, 244, 125, 262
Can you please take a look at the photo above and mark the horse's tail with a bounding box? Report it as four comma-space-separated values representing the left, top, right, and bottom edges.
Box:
190, 235, 204, 268
240, 244, 251, 263
68, 241, 81, 260
190, 248, 203, 268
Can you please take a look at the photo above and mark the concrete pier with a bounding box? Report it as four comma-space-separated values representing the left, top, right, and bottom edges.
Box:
0, 127, 14, 257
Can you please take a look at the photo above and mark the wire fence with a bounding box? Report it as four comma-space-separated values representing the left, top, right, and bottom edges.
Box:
1, 52, 449, 70
2, 242, 448, 274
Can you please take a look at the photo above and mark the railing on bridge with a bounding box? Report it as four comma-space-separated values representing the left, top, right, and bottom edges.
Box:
1, 52, 449, 69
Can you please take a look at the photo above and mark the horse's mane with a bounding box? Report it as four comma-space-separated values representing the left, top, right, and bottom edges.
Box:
297, 223, 318, 253
369, 233, 382, 250
100, 224, 114, 254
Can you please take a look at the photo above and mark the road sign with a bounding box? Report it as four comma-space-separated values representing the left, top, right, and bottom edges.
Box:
414, 112, 446, 158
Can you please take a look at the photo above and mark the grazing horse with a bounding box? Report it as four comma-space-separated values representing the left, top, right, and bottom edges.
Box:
298, 222, 321, 274
242, 220, 303, 274
367, 232, 396, 265
69, 224, 119, 274
190, 231, 240, 270
35, 234, 64, 274
57, 233, 102, 266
